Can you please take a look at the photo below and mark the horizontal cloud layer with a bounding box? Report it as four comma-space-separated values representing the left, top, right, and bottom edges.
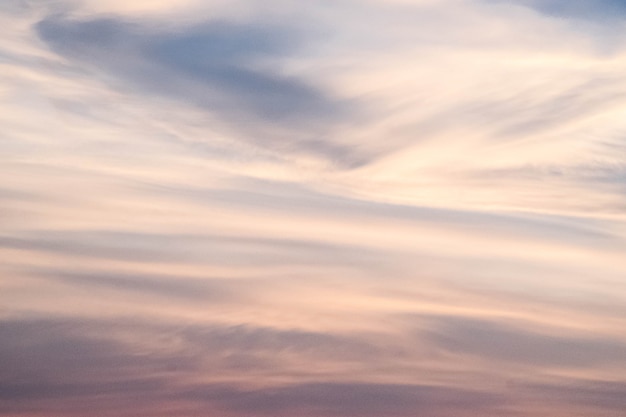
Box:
1, 0, 626, 416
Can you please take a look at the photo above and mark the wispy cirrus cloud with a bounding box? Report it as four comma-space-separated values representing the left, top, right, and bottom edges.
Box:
423, 315, 626, 368
2, 1, 626, 417
34, 13, 358, 166
497, 0, 626, 21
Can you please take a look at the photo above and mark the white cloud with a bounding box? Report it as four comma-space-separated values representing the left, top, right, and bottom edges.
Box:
1, 2, 626, 415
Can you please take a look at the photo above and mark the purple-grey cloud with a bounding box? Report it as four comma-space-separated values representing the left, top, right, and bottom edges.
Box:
34, 13, 363, 167
423, 315, 626, 367
505, 0, 626, 21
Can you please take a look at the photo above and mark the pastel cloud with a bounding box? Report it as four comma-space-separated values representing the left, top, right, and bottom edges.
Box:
497, 0, 626, 21
35, 15, 342, 122
2, 313, 626, 416
1, 0, 626, 416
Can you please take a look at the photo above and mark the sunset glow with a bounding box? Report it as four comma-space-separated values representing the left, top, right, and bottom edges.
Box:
2, 1, 626, 416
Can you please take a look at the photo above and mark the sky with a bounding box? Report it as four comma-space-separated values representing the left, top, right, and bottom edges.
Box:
1, 0, 626, 416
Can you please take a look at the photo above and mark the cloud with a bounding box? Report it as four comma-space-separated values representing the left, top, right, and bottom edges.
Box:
34, 13, 355, 164
179, 382, 503, 417
42, 270, 235, 302
519, 379, 626, 412
441, 76, 626, 140
0, 318, 188, 376
0, 317, 385, 382
0, 317, 399, 416
2, 315, 625, 416
423, 316, 626, 368
2, 1, 626, 416
506, 0, 626, 21
0, 229, 387, 268
146, 177, 618, 245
